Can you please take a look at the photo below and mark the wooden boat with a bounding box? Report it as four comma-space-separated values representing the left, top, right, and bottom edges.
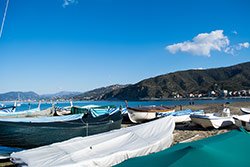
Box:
0, 109, 122, 149
240, 108, 250, 114
0, 104, 54, 118
190, 112, 235, 129
233, 114, 250, 131
127, 105, 175, 123
11, 116, 175, 167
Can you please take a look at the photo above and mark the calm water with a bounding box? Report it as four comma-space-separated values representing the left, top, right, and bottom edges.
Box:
1, 98, 250, 112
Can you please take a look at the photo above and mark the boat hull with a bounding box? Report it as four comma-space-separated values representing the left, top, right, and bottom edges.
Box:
190, 113, 235, 129
240, 108, 250, 114
0, 107, 54, 118
128, 109, 156, 123
0, 112, 122, 148
234, 115, 250, 131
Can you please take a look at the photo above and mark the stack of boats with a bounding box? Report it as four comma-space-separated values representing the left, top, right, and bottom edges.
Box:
1, 101, 250, 166
0, 102, 124, 149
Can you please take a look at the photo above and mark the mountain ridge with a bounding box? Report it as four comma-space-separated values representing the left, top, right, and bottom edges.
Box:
101, 62, 250, 100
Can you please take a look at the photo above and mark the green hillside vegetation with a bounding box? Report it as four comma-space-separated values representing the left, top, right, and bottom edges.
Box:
101, 62, 250, 100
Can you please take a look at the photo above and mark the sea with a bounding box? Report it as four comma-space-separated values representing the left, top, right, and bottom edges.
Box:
1, 98, 250, 111
1, 98, 250, 156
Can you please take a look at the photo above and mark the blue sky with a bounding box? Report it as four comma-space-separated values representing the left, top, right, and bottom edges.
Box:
0, 0, 250, 94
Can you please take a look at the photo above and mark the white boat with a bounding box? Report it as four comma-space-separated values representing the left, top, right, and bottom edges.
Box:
233, 114, 250, 131
54, 101, 74, 116
11, 116, 175, 167
157, 109, 204, 123
127, 106, 175, 123
190, 112, 235, 129
240, 108, 250, 114
0, 102, 54, 118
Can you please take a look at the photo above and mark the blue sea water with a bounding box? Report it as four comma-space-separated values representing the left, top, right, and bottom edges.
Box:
1, 98, 250, 112
0, 98, 250, 155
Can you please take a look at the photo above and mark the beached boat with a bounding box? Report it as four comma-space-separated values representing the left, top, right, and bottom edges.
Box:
127, 105, 175, 123
55, 104, 121, 116
233, 114, 250, 131
0, 102, 54, 118
54, 101, 73, 116
240, 107, 250, 114
190, 110, 235, 129
11, 116, 175, 167
158, 109, 204, 123
0, 109, 122, 148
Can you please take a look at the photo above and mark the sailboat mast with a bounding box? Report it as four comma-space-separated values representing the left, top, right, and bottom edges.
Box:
0, 0, 10, 38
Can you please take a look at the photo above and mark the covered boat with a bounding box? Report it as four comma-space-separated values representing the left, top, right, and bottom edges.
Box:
11, 116, 175, 167
116, 130, 250, 167
158, 109, 204, 123
55, 104, 121, 116
190, 109, 235, 129
0, 109, 122, 148
127, 105, 175, 123
233, 114, 250, 131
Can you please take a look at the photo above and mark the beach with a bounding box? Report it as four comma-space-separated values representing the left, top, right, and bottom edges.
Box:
173, 101, 250, 144
1, 101, 250, 166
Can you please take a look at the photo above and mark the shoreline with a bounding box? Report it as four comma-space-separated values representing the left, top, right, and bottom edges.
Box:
1, 101, 250, 166
1, 96, 250, 102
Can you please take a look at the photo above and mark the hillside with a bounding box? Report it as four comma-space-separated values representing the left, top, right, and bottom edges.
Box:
40, 91, 82, 100
101, 62, 250, 100
73, 84, 129, 100
0, 91, 40, 101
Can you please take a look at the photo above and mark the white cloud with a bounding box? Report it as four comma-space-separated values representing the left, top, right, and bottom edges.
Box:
62, 0, 78, 8
224, 42, 249, 55
239, 42, 249, 48
166, 30, 229, 57
166, 30, 249, 57
232, 30, 238, 35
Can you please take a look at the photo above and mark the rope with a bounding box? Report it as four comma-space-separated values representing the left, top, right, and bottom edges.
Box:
0, 0, 10, 38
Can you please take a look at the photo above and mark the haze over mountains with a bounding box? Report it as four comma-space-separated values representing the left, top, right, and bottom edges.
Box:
0, 91, 81, 101
1, 62, 250, 101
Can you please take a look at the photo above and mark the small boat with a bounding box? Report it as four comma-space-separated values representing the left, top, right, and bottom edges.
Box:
158, 109, 204, 123
240, 108, 250, 114
190, 109, 235, 129
11, 116, 175, 167
127, 105, 175, 123
0, 109, 122, 148
0, 102, 54, 118
233, 114, 250, 131
55, 103, 121, 116
54, 101, 73, 116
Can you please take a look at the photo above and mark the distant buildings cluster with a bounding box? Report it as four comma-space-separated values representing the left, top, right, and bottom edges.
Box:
172, 89, 250, 99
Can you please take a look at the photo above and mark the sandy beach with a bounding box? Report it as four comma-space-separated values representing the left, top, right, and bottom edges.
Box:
1, 101, 250, 166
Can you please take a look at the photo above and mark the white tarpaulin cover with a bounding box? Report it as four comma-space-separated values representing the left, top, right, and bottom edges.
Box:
11, 116, 175, 167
